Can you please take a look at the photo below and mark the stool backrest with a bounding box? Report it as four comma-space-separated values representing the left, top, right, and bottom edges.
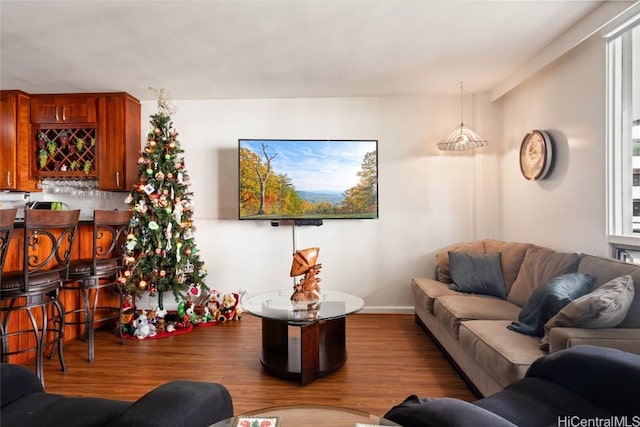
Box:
92, 210, 133, 272
23, 209, 80, 288
0, 209, 17, 284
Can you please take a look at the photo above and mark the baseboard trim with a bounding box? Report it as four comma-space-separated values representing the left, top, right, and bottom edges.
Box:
359, 306, 414, 314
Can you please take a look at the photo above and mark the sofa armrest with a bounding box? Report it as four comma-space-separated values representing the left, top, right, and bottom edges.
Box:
0, 364, 45, 408
526, 345, 640, 416
384, 395, 517, 427
105, 380, 233, 427
548, 327, 640, 355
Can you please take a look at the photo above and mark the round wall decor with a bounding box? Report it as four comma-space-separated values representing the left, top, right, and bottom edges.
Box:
519, 130, 553, 181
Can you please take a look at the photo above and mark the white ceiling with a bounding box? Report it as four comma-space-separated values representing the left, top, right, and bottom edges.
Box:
0, 0, 616, 101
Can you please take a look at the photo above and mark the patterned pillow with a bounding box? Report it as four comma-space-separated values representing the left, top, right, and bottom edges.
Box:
540, 275, 635, 350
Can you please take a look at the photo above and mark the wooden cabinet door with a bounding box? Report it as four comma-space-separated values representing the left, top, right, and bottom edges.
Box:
0, 90, 37, 191
98, 93, 141, 191
31, 95, 97, 124
0, 91, 18, 190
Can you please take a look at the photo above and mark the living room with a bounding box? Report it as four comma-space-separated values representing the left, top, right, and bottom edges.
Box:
3, 1, 637, 311
2, 1, 640, 426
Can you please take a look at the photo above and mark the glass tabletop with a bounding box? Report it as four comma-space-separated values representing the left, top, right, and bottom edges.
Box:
242, 289, 364, 323
209, 404, 400, 426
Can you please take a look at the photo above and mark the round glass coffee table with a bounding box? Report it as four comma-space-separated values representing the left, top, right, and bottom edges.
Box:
242, 289, 364, 385
210, 404, 400, 426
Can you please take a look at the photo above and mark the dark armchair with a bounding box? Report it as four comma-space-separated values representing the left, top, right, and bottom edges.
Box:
384, 345, 640, 427
0, 363, 234, 427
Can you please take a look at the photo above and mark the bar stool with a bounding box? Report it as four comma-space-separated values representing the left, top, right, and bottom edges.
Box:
0, 208, 80, 386
0, 209, 18, 343
61, 209, 132, 362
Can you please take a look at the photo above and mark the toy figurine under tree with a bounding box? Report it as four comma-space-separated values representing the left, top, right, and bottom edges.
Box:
121, 88, 207, 309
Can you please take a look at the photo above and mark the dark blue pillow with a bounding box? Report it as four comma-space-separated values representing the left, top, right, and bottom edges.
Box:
449, 252, 507, 299
508, 272, 595, 337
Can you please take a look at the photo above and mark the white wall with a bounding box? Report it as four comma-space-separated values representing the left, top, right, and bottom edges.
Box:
139, 95, 500, 310
500, 33, 609, 255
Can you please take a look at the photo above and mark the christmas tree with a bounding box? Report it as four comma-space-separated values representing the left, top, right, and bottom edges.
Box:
121, 88, 207, 309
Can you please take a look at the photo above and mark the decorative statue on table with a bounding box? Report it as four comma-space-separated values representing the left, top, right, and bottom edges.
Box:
290, 247, 322, 302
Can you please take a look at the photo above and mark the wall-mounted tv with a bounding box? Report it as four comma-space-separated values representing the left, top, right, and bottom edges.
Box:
239, 139, 378, 221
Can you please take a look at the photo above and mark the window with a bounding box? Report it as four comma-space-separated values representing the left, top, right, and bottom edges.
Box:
607, 13, 640, 242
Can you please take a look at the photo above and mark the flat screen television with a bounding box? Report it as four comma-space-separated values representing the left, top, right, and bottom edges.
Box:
239, 139, 378, 221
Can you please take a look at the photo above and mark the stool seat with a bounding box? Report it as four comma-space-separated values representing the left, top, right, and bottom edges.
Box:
68, 258, 120, 277
1, 271, 63, 294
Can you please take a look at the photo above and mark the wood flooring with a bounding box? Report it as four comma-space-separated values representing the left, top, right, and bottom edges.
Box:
32, 314, 476, 418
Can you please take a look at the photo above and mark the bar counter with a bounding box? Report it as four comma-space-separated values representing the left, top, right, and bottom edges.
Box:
2, 220, 122, 364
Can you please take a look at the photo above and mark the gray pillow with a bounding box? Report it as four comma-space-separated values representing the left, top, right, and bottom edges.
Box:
540, 275, 635, 349
508, 272, 595, 337
448, 252, 506, 299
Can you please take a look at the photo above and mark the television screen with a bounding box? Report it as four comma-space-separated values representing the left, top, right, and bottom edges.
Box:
239, 139, 378, 220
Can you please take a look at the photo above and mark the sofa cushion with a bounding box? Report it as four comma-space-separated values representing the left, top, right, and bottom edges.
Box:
412, 277, 462, 314
436, 241, 484, 283
384, 395, 518, 427
434, 295, 521, 338
449, 252, 506, 299
508, 273, 595, 337
578, 254, 640, 328
525, 345, 640, 417
507, 247, 580, 307
483, 240, 532, 294
473, 377, 611, 427
2, 393, 129, 427
459, 320, 546, 389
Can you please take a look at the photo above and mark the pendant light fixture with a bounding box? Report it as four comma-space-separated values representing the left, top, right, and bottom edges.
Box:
437, 82, 488, 151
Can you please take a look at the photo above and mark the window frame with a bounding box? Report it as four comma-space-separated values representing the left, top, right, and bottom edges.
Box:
606, 13, 640, 249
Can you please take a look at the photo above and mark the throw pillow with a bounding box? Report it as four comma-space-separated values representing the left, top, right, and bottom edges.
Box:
448, 251, 507, 299
577, 254, 640, 328
539, 275, 635, 350
507, 272, 595, 337
436, 241, 484, 283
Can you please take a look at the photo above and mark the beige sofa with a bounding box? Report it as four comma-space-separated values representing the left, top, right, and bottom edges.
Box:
413, 239, 640, 397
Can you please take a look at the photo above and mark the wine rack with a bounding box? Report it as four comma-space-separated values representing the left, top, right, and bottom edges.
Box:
35, 127, 97, 177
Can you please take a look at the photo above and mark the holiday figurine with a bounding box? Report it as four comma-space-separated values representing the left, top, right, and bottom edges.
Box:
290, 247, 322, 302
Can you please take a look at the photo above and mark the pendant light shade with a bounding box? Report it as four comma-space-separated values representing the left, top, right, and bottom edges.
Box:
437, 82, 488, 151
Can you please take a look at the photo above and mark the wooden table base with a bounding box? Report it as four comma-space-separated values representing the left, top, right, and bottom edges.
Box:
260, 316, 347, 385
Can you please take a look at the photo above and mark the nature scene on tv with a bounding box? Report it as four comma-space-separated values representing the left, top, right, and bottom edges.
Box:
239, 140, 378, 220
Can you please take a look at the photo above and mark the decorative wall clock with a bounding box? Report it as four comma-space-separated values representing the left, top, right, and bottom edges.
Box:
519, 130, 553, 181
